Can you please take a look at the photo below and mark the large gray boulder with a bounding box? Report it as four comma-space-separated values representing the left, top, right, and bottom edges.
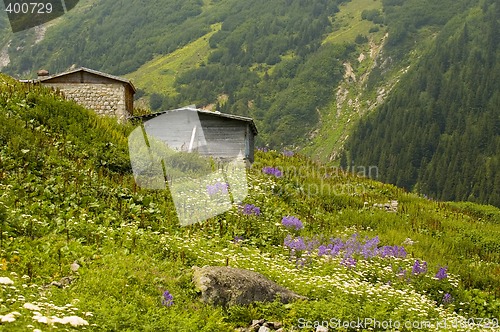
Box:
192, 266, 306, 306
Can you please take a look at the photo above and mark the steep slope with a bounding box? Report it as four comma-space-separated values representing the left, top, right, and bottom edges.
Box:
346, 0, 500, 207
1, 0, 499, 209
0, 0, 209, 75
303, 0, 482, 162
1, 75, 500, 331
1, 0, 349, 145
126, 23, 221, 100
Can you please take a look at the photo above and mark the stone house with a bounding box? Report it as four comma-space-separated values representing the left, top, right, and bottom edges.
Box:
37, 67, 136, 122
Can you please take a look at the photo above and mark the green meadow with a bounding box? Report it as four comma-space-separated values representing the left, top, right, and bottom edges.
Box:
0, 76, 499, 331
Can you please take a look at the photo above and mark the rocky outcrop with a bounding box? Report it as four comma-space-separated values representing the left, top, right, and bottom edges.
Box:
192, 266, 306, 307
372, 200, 398, 212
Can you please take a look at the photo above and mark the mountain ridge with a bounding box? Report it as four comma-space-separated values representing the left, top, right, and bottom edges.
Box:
1, 0, 498, 207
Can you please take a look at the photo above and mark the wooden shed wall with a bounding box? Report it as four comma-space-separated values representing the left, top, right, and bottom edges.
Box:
125, 86, 134, 115
143, 111, 255, 162
199, 113, 248, 160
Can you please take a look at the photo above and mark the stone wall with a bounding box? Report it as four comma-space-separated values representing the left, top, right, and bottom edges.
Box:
44, 83, 129, 122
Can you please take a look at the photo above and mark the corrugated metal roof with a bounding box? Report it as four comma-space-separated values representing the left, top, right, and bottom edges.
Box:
131, 106, 258, 135
38, 67, 136, 92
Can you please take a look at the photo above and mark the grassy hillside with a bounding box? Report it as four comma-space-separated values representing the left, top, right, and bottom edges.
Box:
126, 23, 221, 99
323, 0, 383, 44
1, 75, 500, 330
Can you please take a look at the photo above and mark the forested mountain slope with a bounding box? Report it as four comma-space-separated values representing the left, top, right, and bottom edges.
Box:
0, 0, 353, 146
346, 0, 500, 207
1, 0, 498, 207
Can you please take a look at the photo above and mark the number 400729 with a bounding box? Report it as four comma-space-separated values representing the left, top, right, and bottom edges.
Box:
5, 2, 53, 14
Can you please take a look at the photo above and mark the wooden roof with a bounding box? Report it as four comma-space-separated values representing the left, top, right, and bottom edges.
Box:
38, 67, 136, 92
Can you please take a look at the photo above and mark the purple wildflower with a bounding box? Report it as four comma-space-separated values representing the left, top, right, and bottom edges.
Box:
281, 216, 303, 230
435, 267, 448, 280
395, 246, 407, 258
344, 234, 361, 258
232, 235, 244, 243
162, 290, 174, 307
379, 245, 407, 258
296, 257, 307, 268
412, 260, 428, 275
305, 238, 320, 253
207, 182, 229, 196
284, 235, 306, 251
262, 166, 283, 177
341, 257, 357, 268
282, 150, 294, 157
442, 293, 453, 304
379, 246, 391, 258
361, 236, 380, 259
318, 245, 328, 256
241, 204, 261, 216
329, 238, 344, 257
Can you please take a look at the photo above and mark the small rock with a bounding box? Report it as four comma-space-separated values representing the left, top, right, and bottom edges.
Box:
258, 326, 270, 332
37, 69, 49, 77
70, 261, 80, 272
316, 326, 329, 332
252, 319, 265, 326
49, 276, 74, 289
271, 322, 283, 329
251, 325, 260, 332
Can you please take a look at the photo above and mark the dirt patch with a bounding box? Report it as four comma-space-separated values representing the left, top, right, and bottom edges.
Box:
0, 41, 11, 69
343, 62, 356, 82
34, 25, 47, 44
370, 32, 388, 59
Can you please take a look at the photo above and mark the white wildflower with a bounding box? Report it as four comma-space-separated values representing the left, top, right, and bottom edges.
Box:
33, 314, 49, 324
0, 277, 14, 285
24, 303, 42, 311
1, 313, 17, 323
61, 315, 89, 327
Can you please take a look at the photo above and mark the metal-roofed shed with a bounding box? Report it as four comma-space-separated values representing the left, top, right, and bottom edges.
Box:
132, 106, 258, 164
